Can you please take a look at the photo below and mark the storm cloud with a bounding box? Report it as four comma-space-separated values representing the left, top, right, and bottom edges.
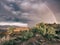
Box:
0, 0, 60, 27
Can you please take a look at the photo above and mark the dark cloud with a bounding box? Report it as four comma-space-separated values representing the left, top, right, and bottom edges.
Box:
8, 2, 20, 11
0, 0, 60, 27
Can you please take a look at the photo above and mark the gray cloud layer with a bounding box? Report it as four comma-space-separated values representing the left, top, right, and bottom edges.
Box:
0, 0, 60, 27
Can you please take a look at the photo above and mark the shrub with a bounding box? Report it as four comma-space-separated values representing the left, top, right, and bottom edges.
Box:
3, 40, 15, 45
20, 31, 34, 41
35, 23, 47, 35
35, 23, 56, 40
7, 27, 15, 35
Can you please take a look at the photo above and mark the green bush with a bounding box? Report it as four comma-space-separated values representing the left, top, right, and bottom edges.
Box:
20, 31, 33, 41
35, 23, 47, 35
35, 23, 56, 40
3, 40, 15, 45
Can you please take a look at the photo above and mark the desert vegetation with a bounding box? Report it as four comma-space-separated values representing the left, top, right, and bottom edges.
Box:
0, 23, 60, 45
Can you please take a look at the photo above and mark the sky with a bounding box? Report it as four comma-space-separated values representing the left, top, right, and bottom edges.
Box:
0, 0, 60, 27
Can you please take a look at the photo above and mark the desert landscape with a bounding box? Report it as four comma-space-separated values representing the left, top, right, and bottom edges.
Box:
0, 0, 60, 45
